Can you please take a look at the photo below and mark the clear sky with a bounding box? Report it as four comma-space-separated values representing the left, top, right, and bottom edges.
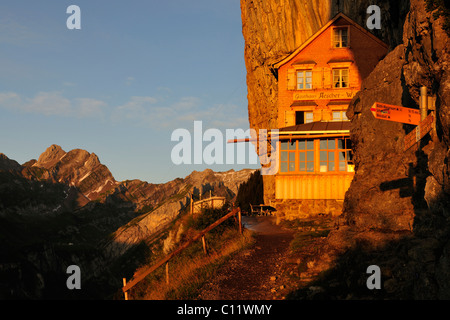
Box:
0, 0, 259, 183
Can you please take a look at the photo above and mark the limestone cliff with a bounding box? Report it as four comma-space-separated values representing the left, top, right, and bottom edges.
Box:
241, 0, 450, 298
240, 0, 410, 202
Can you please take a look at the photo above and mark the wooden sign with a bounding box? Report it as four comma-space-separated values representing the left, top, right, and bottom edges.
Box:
404, 114, 434, 150
371, 102, 420, 125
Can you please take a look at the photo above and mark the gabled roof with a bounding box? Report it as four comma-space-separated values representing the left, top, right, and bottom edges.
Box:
273, 12, 388, 70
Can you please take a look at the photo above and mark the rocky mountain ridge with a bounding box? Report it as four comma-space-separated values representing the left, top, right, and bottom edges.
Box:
0, 145, 255, 299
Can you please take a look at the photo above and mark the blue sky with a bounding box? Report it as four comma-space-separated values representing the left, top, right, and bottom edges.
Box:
0, 1, 259, 183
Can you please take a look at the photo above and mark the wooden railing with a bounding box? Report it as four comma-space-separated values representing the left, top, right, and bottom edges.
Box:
122, 207, 242, 299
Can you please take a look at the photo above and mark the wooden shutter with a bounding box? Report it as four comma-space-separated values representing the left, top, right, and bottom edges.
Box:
285, 110, 295, 126
287, 68, 296, 90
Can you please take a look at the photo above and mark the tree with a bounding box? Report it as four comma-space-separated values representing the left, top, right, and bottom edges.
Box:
235, 170, 263, 213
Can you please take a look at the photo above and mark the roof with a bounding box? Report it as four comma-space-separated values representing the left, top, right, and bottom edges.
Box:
273, 12, 388, 69
278, 121, 350, 134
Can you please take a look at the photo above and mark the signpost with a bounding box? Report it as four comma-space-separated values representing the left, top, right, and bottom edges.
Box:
370, 102, 420, 125
404, 113, 434, 151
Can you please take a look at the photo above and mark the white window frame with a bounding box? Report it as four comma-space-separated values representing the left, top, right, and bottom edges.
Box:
296, 70, 313, 90
332, 27, 349, 48
332, 68, 349, 88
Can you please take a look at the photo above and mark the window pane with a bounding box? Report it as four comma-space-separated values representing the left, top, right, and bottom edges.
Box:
339, 161, 346, 171
289, 152, 296, 161
289, 162, 296, 172
339, 151, 345, 161
280, 151, 288, 162
305, 83, 312, 89
298, 140, 305, 150
320, 151, 327, 161
299, 162, 306, 171
333, 112, 341, 121
338, 139, 345, 149
306, 162, 314, 172
328, 139, 335, 149
307, 151, 314, 161
320, 140, 327, 150
328, 151, 335, 161
320, 162, 328, 172
345, 139, 352, 150
280, 162, 288, 172
299, 152, 305, 161
288, 141, 296, 150
347, 151, 353, 162
306, 71, 312, 78
306, 140, 314, 150
281, 141, 289, 150
328, 162, 335, 171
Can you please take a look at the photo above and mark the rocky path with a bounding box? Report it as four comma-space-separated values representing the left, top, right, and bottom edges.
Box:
197, 216, 295, 300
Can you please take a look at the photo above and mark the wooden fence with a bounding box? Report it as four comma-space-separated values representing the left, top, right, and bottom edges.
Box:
122, 207, 242, 299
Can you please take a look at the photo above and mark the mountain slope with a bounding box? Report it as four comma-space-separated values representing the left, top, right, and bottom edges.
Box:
0, 145, 255, 299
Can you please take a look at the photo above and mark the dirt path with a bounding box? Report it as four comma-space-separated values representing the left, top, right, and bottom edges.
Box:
197, 215, 295, 300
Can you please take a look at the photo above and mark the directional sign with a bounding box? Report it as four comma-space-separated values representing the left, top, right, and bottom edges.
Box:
371, 102, 420, 125
404, 114, 434, 151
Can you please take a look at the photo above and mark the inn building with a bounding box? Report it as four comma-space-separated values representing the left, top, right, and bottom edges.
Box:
268, 13, 388, 220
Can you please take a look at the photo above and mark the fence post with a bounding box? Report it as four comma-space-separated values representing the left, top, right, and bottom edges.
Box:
202, 235, 208, 255
123, 278, 128, 300
238, 209, 242, 235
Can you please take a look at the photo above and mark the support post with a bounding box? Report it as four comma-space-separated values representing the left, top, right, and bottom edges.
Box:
202, 235, 208, 255
123, 278, 128, 300
420, 86, 428, 121
238, 209, 242, 235
165, 262, 169, 285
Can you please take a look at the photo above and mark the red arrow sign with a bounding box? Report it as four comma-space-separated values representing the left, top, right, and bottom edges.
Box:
371, 102, 420, 125
404, 114, 434, 151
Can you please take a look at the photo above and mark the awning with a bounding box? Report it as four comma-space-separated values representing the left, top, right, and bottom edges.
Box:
276, 121, 350, 139
327, 99, 352, 106
227, 121, 350, 143
290, 100, 318, 107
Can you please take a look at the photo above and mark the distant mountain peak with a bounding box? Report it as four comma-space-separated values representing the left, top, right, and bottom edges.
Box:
36, 144, 67, 169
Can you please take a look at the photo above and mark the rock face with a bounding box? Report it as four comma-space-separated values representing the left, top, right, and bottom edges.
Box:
32, 144, 117, 202
241, 0, 450, 299
344, 0, 450, 232
240, 0, 410, 203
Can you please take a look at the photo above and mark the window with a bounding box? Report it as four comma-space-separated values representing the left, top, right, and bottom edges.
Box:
320, 139, 336, 172
297, 70, 312, 90
333, 69, 349, 88
319, 138, 353, 172
332, 111, 349, 121
279, 138, 353, 174
337, 138, 353, 172
295, 111, 314, 125
280, 140, 297, 173
333, 27, 348, 48
298, 139, 314, 172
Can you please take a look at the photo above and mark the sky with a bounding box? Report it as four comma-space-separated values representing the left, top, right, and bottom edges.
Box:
0, 0, 260, 184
